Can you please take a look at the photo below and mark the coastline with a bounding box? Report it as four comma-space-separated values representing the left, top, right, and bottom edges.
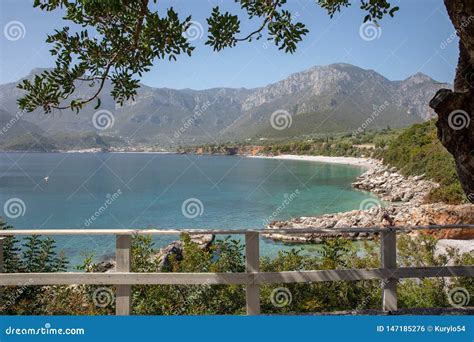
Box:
1, 149, 375, 169
0, 149, 176, 154
247, 154, 374, 168
264, 159, 474, 243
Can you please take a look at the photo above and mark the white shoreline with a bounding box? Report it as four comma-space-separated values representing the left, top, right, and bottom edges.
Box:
247, 154, 375, 168
3, 150, 375, 168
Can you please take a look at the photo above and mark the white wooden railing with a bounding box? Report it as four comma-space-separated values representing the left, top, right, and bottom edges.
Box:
1, 225, 473, 315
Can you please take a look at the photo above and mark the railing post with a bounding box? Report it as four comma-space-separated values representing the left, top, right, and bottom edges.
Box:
245, 232, 260, 315
0, 237, 4, 302
116, 234, 131, 316
381, 228, 397, 311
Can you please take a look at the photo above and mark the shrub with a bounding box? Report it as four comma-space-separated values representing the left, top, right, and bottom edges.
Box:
1, 224, 472, 315
382, 121, 466, 204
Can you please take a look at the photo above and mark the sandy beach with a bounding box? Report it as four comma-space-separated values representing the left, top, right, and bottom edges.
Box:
247, 154, 375, 168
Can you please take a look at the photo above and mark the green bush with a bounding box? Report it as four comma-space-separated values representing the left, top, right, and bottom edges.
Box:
2, 224, 472, 315
382, 120, 466, 204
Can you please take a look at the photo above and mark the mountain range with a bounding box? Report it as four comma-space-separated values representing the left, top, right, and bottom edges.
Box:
0, 63, 450, 150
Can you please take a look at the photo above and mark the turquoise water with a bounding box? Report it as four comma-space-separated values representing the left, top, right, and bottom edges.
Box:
0, 153, 376, 265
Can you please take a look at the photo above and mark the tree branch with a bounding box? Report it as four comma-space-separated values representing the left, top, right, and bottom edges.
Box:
235, 0, 278, 42
50, 0, 150, 111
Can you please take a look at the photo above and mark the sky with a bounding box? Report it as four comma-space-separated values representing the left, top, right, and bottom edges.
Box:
0, 0, 460, 90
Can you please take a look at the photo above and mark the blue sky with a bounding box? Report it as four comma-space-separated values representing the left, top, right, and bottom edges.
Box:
0, 0, 459, 90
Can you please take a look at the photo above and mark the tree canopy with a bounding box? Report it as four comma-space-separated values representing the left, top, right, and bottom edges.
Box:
17, 0, 398, 114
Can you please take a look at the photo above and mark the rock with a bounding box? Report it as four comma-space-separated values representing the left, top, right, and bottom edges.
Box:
190, 234, 215, 248
349, 161, 437, 204
154, 234, 214, 271
97, 234, 215, 273
394, 204, 474, 239
435, 239, 474, 260
154, 241, 184, 270
264, 160, 474, 243
95, 259, 116, 273
402, 192, 413, 202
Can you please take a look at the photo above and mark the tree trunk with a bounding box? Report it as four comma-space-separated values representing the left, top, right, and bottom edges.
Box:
429, 0, 474, 203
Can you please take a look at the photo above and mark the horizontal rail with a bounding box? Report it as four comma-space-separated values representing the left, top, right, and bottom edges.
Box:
1, 225, 473, 315
1, 266, 472, 286
1, 224, 473, 236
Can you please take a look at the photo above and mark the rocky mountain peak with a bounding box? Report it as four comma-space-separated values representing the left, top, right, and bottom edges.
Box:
402, 72, 435, 85
0, 63, 452, 144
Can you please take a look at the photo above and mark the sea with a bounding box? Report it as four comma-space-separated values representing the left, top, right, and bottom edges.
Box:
0, 152, 377, 266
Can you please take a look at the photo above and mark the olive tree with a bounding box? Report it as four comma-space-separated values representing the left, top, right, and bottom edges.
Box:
16, 0, 473, 201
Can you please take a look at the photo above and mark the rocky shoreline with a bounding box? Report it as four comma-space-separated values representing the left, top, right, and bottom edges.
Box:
264, 160, 474, 243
